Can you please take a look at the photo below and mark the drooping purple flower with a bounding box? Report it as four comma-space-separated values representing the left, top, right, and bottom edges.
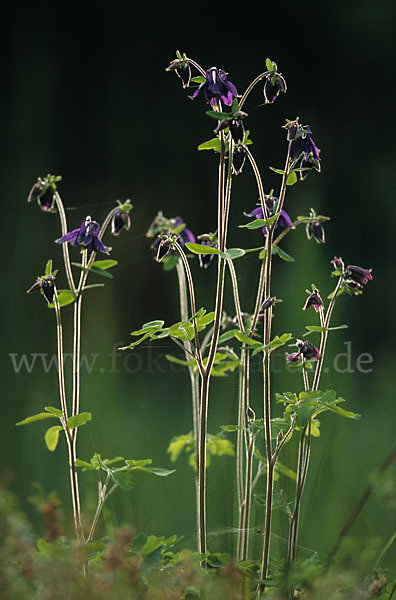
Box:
247, 197, 292, 235
261, 297, 274, 310
56, 216, 110, 254
27, 275, 56, 305
331, 257, 344, 271
303, 292, 324, 313
263, 72, 287, 104
309, 221, 325, 244
190, 67, 238, 108
232, 146, 246, 175
148, 214, 195, 262
345, 265, 373, 286
287, 122, 321, 179
111, 209, 131, 236
286, 340, 320, 363
28, 181, 56, 213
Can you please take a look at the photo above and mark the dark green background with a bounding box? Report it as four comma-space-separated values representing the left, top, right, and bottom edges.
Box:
2, 0, 395, 571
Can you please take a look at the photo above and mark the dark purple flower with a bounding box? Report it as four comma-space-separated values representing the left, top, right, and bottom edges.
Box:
247, 197, 292, 235
331, 257, 344, 271
287, 123, 321, 179
309, 221, 325, 244
303, 292, 323, 313
261, 297, 274, 310
263, 73, 287, 104
56, 216, 110, 254
286, 340, 320, 363
166, 54, 191, 89
232, 146, 246, 175
111, 209, 131, 236
27, 275, 56, 305
149, 214, 195, 261
190, 67, 238, 108
28, 181, 56, 213
345, 265, 373, 286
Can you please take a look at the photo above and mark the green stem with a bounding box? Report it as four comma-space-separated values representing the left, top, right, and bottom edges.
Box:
54, 191, 76, 295
54, 291, 83, 543
239, 71, 271, 111
260, 143, 292, 587
176, 260, 200, 548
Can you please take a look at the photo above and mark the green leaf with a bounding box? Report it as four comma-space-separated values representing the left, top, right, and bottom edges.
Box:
82, 284, 105, 291
190, 76, 205, 84
198, 138, 222, 152
167, 433, 193, 463
275, 461, 297, 481
220, 248, 246, 260
92, 259, 118, 270
205, 110, 230, 120
125, 459, 153, 469
86, 265, 113, 279
185, 242, 219, 255
75, 459, 97, 471
67, 412, 92, 429
131, 532, 149, 554
325, 405, 361, 420
112, 470, 134, 491
240, 214, 278, 230
45, 260, 53, 276
266, 58, 273, 71
305, 324, 348, 333
272, 246, 295, 262
221, 424, 242, 432
16, 412, 59, 426
45, 426, 62, 451
294, 405, 313, 429
162, 255, 179, 271
269, 167, 285, 175
218, 330, 238, 343
45, 406, 63, 418
235, 331, 261, 346
286, 171, 298, 186
149, 467, 176, 477
165, 355, 195, 367
48, 290, 75, 308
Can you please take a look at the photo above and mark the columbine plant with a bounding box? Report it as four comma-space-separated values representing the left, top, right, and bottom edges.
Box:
19, 177, 174, 545
121, 51, 373, 595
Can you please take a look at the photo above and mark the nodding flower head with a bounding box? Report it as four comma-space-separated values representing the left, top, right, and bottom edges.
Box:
345, 265, 373, 287
166, 55, 191, 89
263, 71, 287, 104
331, 257, 344, 271
303, 291, 324, 312
27, 175, 61, 213
232, 146, 246, 175
286, 340, 320, 363
247, 195, 292, 235
309, 221, 325, 243
286, 120, 321, 179
110, 200, 133, 236
55, 216, 110, 254
27, 275, 56, 305
147, 213, 195, 262
190, 67, 238, 108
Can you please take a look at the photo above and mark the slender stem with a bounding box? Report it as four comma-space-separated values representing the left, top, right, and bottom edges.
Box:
54, 191, 76, 295
87, 477, 118, 543
198, 129, 231, 560
176, 260, 200, 548
173, 242, 204, 374
236, 360, 245, 560
54, 291, 83, 543
260, 143, 292, 587
245, 148, 269, 221
227, 259, 244, 331
185, 57, 206, 77
302, 361, 309, 391
239, 71, 271, 110
242, 435, 254, 560
272, 216, 330, 250
54, 290, 69, 422
312, 277, 343, 391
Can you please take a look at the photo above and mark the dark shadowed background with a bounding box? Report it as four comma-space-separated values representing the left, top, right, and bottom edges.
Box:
2, 0, 396, 571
